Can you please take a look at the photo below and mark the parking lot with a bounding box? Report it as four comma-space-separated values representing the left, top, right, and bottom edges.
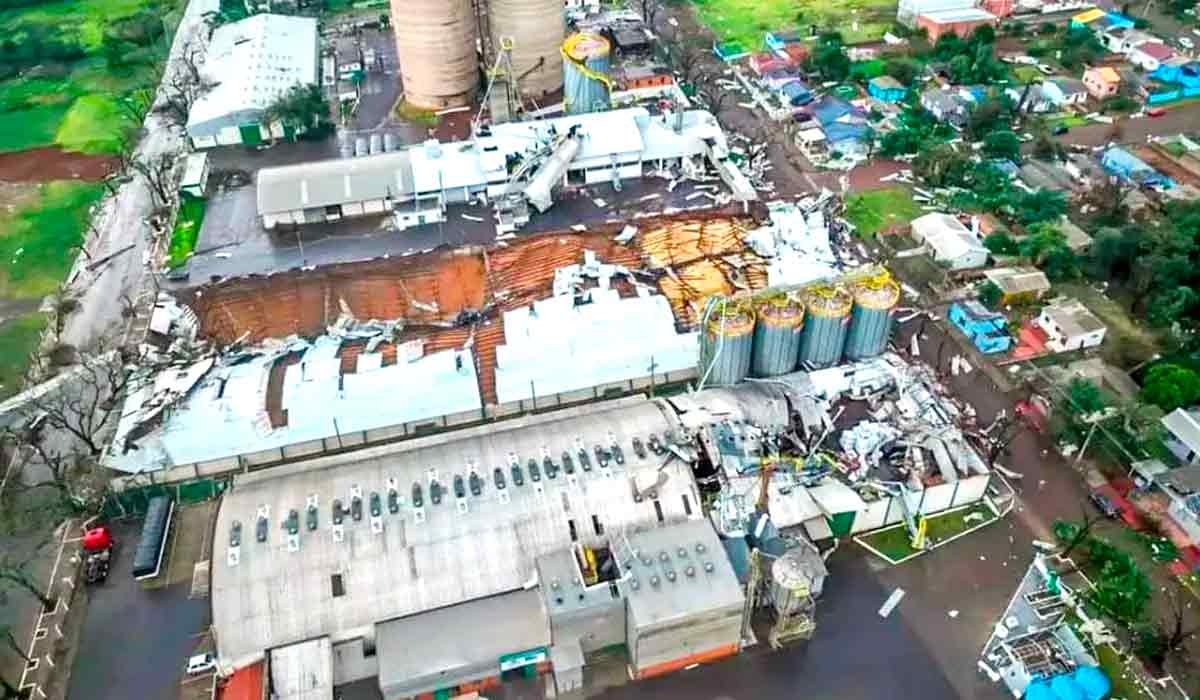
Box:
66, 504, 215, 700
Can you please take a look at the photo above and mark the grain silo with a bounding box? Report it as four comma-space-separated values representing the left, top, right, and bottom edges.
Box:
750, 292, 805, 378
797, 285, 852, 369
392, 0, 478, 110
562, 33, 612, 115
844, 273, 901, 361
490, 0, 565, 98
702, 300, 755, 387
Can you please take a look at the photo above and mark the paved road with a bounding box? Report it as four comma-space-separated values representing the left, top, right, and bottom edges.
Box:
1054, 102, 1200, 149
66, 520, 209, 700
59, 0, 212, 351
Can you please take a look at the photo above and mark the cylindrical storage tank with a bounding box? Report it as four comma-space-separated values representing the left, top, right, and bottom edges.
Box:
368, 133, 383, 155
354, 137, 368, 157
383, 132, 398, 152
770, 546, 816, 615
845, 275, 901, 361
751, 293, 805, 378
490, 0, 565, 98
703, 301, 755, 387
798, 286, 852, 369
562, 33, 611, 115
392, 0, 478, 109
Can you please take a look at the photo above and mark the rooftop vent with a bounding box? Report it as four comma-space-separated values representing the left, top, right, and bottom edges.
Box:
562, 452, 575, 475
685, 566, 696, 578
650, 575, 660, 588
665, 570, 677, 582
704, 561, 715, 573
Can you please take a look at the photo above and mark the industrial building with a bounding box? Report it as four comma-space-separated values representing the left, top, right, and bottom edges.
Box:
255, 106, 755, 230
186, 14, 319, 149
209, 397, 745, 696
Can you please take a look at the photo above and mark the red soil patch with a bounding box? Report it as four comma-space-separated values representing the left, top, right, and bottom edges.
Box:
0, 146, 119, 183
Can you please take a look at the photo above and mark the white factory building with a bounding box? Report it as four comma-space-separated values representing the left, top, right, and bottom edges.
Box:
211, 399, 745, 698
186, 14, 319, 149
255, 107, 756, 229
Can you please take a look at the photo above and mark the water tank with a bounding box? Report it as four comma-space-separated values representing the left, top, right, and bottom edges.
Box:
751, 293, 805, 378
392, 0, 478, 109
770, 547, 816, 616
562, 33, 611, 115
798, 286, 852, 368
844, 274, 900, 361
703, 301, 755, 387
490, 0, 565, 98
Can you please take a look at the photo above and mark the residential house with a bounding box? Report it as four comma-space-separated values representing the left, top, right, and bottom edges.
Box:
911, 212, 988, 270
1039, 77, 1088, 107
764, 30, 806, 52
1033, 298, 1106, 352
1134, 459, 1200, 543
1117, 29, 1162, 55
1163, 408, 1200, 466
1129, 41, 1175, 72
1068, 7, 1106, 28
1083, 66, 1121, 99
921, 87, 969, 127
618, 65, 673, 91
867, 75, 908, 103
749, 52, 790, 76
186, 14, 320, 148
916, 8, 998, 41
1151, 59, 1200, 88
949, 301, 1013, 353
982, 267, 1051, 305
1101, 146, 1172, 188
1056, 217, 1092, 253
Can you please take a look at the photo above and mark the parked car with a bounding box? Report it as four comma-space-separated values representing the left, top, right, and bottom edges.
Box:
1180, 36, 1195, 49
1147, 106, 1167, 117
186, 653, 217, 675
1089, 492, 1121, 518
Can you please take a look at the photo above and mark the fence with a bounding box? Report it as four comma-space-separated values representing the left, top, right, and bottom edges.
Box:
102, 477, 228, 519
1146, 85, 1200, 105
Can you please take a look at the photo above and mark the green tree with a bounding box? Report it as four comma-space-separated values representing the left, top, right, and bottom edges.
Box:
983, 130, 1021, 161
813, 32, 850, 81
965, 98, 1008, 140
948, 54, 973, 83
1014, 189, 1067, 225
884, 57, 920, 85
1019, 223, 1067, 263
984, 231, 1019, 256
1148, 286, 1199, 328
263, 83, 329, 135
1089, 227, 1137, 281
1086, 537, 1151, 628
978, 280, 1002, 308
913, 143, 970, 186
1141, 363, 1200, 412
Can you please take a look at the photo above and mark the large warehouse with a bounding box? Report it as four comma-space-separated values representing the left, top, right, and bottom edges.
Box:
186, 14, 319, 148
211, 398, 746, 698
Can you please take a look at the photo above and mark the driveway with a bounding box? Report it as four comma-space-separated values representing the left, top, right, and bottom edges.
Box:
66, 520, 209, 700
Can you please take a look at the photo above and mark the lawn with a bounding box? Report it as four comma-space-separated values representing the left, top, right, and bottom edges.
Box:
692, 0, 897, 49
0, 181, 107, 300
844, 187, 920, 238
0, 105, 70, 154
0, 313, 47, 400
166, 196, 206, 268
859, 505, 997, 563
1094, 645, 1156, 700
0, 0, 159, 51
55, 94, 136, 154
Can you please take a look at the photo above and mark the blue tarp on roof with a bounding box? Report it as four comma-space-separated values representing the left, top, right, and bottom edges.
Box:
1101, 146, 1172, 188
822, 121, 868, 143
1071, 666, 1110, 699
1152, 61, 1200, 87
809, 96, 855, 125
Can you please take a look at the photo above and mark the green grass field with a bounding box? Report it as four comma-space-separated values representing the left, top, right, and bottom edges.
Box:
56, 94, 136, 154
844, 187, 920, 238
166, 196, 206, 268
0, 313, 47, 399
861, 505, 996, 562
692, 0, 897, 48
0, 0, 158, 51
0, 105, 70, 153
0, 181, 107, 300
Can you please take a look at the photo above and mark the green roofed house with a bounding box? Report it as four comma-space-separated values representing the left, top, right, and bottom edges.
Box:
868, 75, 908, 103
186, 14, 319, 149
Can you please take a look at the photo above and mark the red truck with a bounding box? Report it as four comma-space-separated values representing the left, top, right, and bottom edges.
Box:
82, 526, 114, 585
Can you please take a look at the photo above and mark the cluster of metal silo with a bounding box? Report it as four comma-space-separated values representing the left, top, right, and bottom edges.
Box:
844, 274, 901, 362
489, 0, 565, 98
797, 286, 853, 369
391, 0, 479, 109
702, 300, 756, 387
562, 33, 612, 115
750, 293, 805, 378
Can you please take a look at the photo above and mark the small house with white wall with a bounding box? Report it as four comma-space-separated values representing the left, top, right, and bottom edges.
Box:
1163, 408, 1200, 467
911, 213, 988, 270
1033, 298, 1106, 352
1133, 459, 1200, 545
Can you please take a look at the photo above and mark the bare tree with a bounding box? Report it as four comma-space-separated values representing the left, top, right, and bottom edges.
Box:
154, 47, 213, 131
128, 153, 178, 209
639, 0, 662, 28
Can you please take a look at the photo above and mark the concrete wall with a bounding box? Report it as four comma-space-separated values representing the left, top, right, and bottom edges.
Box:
333, 637, 379, 685
628, 605, 743, 678
549, 599, 627, 655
